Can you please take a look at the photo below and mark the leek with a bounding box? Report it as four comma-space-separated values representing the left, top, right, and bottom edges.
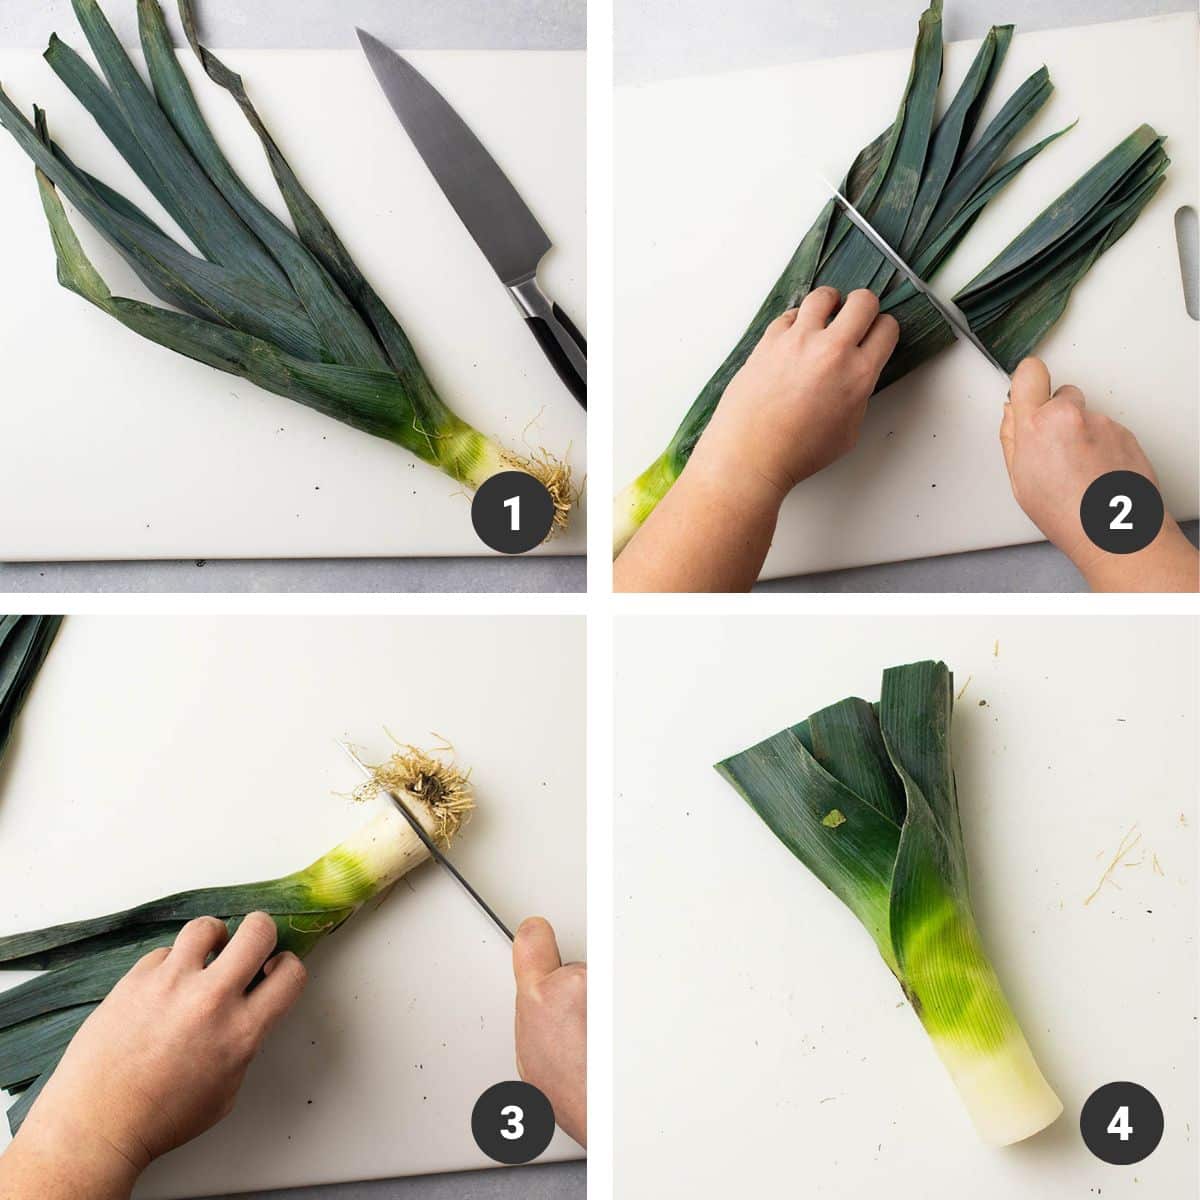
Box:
716, 660, 1062, 1145
0, 617, 62, 769
0, 0, 573, 529
0, 746, 472, 1134
614, 0, 1167, 553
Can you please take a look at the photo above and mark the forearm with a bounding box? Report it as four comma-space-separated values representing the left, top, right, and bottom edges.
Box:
614, 458, 782, 592
0, 1115, 139, 1200
1073, 519, 1199, 593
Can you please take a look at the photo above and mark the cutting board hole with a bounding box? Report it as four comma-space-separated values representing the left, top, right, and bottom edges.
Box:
1175, 206, 1198, 321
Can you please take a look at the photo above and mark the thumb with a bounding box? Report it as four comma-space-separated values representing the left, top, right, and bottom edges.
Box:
513, 917, 562, 990
1008, 357, 1051, 425
999, 402, 1016, 477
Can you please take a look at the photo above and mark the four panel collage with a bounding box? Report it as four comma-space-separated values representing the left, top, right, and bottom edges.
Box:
0, 2, 1195, 1199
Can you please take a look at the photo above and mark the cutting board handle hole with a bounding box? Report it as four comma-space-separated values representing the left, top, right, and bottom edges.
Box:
1174, 206, 1198, 321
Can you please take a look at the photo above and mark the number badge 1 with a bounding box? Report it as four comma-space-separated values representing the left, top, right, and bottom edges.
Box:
471, 470, 556, 553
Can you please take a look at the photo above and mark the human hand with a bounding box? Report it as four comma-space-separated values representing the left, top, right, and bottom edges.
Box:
687, 287, 900, 507
1000, 358, 1197, 591
1, 913, 307, 1199
512, 917, 586, 1148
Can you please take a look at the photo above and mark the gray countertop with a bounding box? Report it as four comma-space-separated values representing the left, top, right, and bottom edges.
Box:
0, 0, 586, 594
191, 1162, 586, 1200
618, 0, 1198, 592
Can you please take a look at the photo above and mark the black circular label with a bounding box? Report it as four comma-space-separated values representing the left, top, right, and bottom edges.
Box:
470, 1080, 556, 1165
1080, 1081, 1164, 1165
1079, 470, 1164, 555
470, 471, 555, 554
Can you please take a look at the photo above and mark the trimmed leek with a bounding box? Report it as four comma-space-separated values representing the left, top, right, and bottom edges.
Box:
0, 0, 573, 528
0, 746, 472, 1133
0, 617, 62, 769
716, 660, 1062, 1145
614, 0, 1166, 553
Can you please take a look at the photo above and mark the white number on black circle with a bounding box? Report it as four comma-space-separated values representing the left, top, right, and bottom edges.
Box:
1107, 1105, 1134, 1142
504, 495, 521, 531
1108, 494, 1134, 531
500, 1104, 525, 1140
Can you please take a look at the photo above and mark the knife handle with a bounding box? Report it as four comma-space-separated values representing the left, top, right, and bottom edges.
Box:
510, 278, 587, 410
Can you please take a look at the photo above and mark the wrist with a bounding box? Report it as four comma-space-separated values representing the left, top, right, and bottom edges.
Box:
1073, 519, 1199, 592
682, 444, 788, 523
10, 1108, 142, 1199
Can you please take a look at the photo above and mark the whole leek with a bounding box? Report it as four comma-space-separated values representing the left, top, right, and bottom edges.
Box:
0, 0, 574, 529
614, 1, 1166, 553
716, 660, 1062, 1145
0, 746, 472, 1134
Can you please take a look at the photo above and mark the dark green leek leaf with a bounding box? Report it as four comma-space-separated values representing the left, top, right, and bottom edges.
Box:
138, 0, 388, 371
66, 0, 285, 290
0, 1004, 97, 1093
173, 0, 455, 431
0, 616, 62, 769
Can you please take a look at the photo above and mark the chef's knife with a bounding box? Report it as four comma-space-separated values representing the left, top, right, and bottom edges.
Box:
357, 30, 587, 408
817, 175, 1010, 382
337, 740, 514, 942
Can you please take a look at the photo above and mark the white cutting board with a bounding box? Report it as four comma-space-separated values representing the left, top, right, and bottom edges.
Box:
615, 615, 1197, 1197
0, 49, 586, 560
0, 615, 586, 1197
616, 15, 1198, 579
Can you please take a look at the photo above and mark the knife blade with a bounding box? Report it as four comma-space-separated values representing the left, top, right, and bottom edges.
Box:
817, 174, 1010, 381
337, 740, 514, 942
357, 29, 587, 407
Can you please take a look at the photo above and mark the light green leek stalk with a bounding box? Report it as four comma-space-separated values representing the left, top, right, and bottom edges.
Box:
0, 747, 472, 1134
613, 0, 1166, 554
0, 0, 573, 527
716, 660, 1062, 1145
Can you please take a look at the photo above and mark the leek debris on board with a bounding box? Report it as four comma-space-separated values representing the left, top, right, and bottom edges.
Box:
0, 0, 574, 530
0, 745, 472, 1134
0, 617, 62, 770
614, 0, 1168, 553
716, 660, 1062, 1146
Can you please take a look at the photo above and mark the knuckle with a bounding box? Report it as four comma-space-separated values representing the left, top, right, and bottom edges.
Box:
192, 985, 225, 1022
233, 1018, 261, 1060
1046, 400, 1085, 430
